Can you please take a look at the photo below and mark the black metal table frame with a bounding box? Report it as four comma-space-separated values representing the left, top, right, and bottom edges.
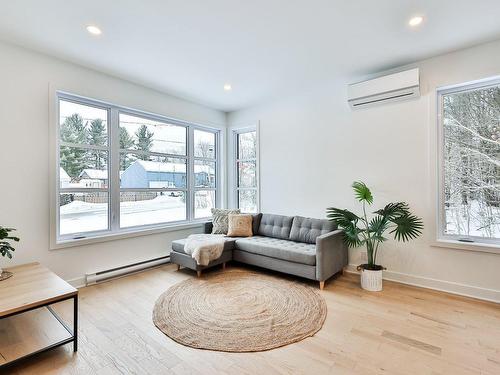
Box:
0, 294, 78, 370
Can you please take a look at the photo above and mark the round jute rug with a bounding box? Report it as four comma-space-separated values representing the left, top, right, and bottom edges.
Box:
152, 268, 327, 352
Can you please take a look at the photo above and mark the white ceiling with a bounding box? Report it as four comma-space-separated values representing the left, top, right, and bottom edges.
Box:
1, 0, 500, 112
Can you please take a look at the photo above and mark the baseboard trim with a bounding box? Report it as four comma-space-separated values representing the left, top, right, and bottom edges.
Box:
345, 264, 499, 304
67, 263, 498, 303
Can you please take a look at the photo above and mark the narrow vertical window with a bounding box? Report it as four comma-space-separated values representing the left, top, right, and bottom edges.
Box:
235, 129, 258, 213
438, 79, 500, 245
193, 129, 217, 218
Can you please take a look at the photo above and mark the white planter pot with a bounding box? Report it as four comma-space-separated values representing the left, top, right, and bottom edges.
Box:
360, 268, 383, 291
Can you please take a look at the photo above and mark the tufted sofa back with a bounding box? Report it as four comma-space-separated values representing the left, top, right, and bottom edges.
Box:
257, 213, 336, 244
289, 216, 337, 244
257, 214, 294, 240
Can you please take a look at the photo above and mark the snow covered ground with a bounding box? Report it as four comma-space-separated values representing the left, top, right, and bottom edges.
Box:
60, 195, 212, 235
120, 195, 186, 228
445, 201, 500, 238
60, 200, 109, 234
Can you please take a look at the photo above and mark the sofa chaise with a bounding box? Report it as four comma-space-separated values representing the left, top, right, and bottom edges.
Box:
170, 213, 348, 289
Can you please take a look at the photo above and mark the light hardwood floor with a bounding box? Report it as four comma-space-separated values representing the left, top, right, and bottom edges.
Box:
2, 263, 499, 375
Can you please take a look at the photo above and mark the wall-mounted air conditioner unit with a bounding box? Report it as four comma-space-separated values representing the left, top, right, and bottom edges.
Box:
347, 68, 420, 109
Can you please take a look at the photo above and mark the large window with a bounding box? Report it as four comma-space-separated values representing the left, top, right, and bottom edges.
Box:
118, 113, 188, 228
193, 129, 217, 218
234, 128, 259, 213
56, 93, 219, 243
438, 78, 500, 246
58, 99, 110, 236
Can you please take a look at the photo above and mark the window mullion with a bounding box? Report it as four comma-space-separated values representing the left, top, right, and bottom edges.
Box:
119, 148, 188, 160
188, 127, 194, 221
110, 107, 120, 231
59, 141, 109, 151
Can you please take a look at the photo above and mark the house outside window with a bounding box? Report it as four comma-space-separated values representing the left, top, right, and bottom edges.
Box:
55, 92, 220, 244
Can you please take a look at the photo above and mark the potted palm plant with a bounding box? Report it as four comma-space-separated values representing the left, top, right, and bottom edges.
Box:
0, 226, 19, 277
327, 182, 423, 291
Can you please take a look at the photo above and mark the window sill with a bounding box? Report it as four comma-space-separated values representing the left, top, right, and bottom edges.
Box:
51, 221, 207, 250
431, 238, 500, 255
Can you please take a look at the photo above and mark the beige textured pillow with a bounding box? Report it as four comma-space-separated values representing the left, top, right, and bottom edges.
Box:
227, 214, 253, 237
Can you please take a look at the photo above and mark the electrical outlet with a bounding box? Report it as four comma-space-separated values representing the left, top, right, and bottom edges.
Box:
360, 251, 368, 263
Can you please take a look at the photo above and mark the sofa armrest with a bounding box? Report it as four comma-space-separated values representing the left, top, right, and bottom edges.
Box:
315, 229, 348, 281
204, 221, 213, 234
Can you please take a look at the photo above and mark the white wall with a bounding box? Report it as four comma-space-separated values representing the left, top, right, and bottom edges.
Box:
0, 41, 226, 285
228, 39, 500, 302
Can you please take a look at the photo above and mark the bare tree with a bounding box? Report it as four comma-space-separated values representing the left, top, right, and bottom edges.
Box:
443, 86, 500, 238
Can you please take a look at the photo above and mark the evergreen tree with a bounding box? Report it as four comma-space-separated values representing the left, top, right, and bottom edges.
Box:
87, 119, 107, 169
60, 114, 87, 178
119, 127, 135, 169
135, 125, 154, 160
119, 127, 135, 149
88, 119, 106, 146
60, 113, 87, 144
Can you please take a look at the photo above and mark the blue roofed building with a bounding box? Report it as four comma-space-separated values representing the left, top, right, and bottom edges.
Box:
120, 160, 213, 189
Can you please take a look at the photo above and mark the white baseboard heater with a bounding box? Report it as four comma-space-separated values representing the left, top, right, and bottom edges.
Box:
85, 256, 170, 286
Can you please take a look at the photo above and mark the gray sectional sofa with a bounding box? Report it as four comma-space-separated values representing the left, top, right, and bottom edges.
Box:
170, 213, 348, 289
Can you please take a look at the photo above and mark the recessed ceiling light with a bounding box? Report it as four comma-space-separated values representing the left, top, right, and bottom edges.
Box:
408, 16, 424, 27
223, 84, 232, 91
86, 25, 102, 35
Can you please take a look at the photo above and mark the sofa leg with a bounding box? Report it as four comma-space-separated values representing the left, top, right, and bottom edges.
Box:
222, 262, 226, 270
341, 268, 345, 276
177, 264, 181, 271
319, 281, 325, 290
197, 270, 202, 278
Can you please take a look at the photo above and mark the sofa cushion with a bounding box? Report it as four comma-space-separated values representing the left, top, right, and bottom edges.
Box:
235, 236, 316, 265
211, 208, 240, 234
227, 214, 253, 237
171, 238, 236, 254
257, 214, 294, 240
204, 213, 261, 235
289, 216, 337, 244
252, 213, 263, 235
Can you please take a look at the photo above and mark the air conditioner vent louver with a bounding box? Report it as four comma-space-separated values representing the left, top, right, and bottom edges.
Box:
348, 68, 420, 109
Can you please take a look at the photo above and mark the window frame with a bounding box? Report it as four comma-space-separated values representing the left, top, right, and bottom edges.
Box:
436, 77, 500, 250
232, 126, 260, 213
192, 128, 218, 219
117, 109, 190, 230
53, 91, 220, 247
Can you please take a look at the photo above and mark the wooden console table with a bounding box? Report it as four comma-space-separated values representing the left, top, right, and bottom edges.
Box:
0, 263, 78, 369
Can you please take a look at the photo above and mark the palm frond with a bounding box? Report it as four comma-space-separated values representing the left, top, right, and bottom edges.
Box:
370, 233, 387, 243
373, 202, 409, 219
368, 215, 389, 235
326, 207, 360, 229
343, 223, 364, 248
389, 214, 424, 242
352, 181, 373, 204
